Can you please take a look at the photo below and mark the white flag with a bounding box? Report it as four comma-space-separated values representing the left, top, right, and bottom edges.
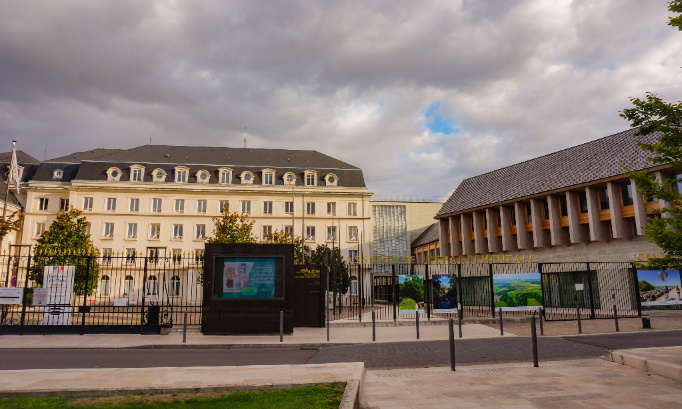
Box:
9, 142, 20, 193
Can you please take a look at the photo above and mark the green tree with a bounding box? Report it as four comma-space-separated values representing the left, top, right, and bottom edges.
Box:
29, 208, 99, 295
207, 207, 257, 244
620, 1, 682, 271
328, 247, 350, 295
261, 229, 310, 265
0, 210, 23, 243
639, 280, 656, 292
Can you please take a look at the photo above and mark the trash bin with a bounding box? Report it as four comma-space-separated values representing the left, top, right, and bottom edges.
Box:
641, 315, 651, 329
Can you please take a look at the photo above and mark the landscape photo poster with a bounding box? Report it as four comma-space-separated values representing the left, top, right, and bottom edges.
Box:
399, 274, 425, 314
492, 273, 543, 310
638, 270, 682, 306
222, 257, 276, 299
431, 274, 458, 313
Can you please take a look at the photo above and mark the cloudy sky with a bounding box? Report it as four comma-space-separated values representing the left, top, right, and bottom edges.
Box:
1, 0, 680, 199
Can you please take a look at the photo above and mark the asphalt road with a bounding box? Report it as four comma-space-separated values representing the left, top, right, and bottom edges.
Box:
2, 330, 680, 371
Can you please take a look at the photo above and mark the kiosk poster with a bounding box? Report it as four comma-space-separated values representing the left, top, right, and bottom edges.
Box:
222, 257, 276, 298
493, 273, 543, 311
432, 275, 458, 313
399, 275, 425, 314
42, 265, 75, 325
639, 270, 682, 306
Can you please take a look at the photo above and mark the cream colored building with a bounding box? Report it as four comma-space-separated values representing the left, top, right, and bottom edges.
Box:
19, 145, 372, 261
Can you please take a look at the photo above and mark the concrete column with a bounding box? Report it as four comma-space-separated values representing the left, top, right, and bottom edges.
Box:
656, 171, 673, 218
548, 195, 570, 246
630, 178, 647, 236
566, 191, 589, 244
530, 198, 550, 248
448, 216, 462, 256
485, 208, 502, 253
460, 213, 474, 255
472, 210, 487, 254
514, 202, 532, 250
500, 205, 518, 252
607, 181, 633, 239
438, 218, 451, 257
585, 186, 609, 242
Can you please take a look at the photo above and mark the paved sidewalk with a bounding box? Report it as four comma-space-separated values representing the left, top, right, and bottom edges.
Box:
0, 323, 504, 349
607, 346, 682, 382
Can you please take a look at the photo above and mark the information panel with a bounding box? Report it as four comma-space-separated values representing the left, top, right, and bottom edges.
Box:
42, 265, 75, 325
215, 257, 283, 299
639, 270, 682, 306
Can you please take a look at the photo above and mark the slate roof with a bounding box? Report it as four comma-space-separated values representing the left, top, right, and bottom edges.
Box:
411, 222, 440, 248
437, 128, 661, 217
32, 145, 366, 188
0, 150, 40, 165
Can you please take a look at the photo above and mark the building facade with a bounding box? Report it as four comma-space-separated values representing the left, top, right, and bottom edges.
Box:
435, 129, 678, 263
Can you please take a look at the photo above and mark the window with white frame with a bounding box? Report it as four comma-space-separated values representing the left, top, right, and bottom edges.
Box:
173, 224, 184, 239
59, 198, 69, 211
196, 170, 210, 184
127, 223, 138, 239
306, 173, 316, 186
327, 202, 336, 216
100, 275, 110, 296
106, 198, 117, 212
131, 168, 143, 182
170, 275, 181, 296
196, 224, 206, 240
197, 199, 207, 213
152, 198, 162, 213
262, 170, 274, 185
175, 199, 185, 213
129, 198, 139, 212
327, 226, 337, 241
263, 201, 273, 214
306, 226, 315, 241
306, 202, 315, 215
283, 172, 296, 186
35, 223, 45, 238
175, 167, 188, 183
126, 248, 136, 263
84, 223, 91, 236
348, 250, 358, 263
195, 249, 205, 263
241, 201, 251, 215
284, 225, 293, 237
152, 168, 166, 182
123, 275, 134, 296
219, 200, 229, 212
104, 223, 115, 238
146, 275, 158, 295
103, 248, 113, 264
39, 197, 49, 211
347, 202, 357, 216
348, 226, 358, 242
350, 277, 358, 295
219, 168, 232, 184
172, 249, 182, 264
150, 223, 161, 239
83, 197, 93, 211
285, 201, 293, 215
263, 225, 272, 238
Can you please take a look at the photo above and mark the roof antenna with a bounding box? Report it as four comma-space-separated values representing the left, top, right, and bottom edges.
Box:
43, 137, 48, 161
149, 135, 152, 145
244, 137, 247, 149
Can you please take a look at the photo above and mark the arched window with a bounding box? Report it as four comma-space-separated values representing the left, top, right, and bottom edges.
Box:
146, 275, 158, 295
170, 275, 181, 297
123, 275, 134, 296
350, 276, 358, 296
100, 275, 110, 296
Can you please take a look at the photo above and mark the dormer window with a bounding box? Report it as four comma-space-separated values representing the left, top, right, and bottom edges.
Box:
175, 166, 189, 183
130, 165, 145, 182
324, 173, 338, 186
106, 167, 123, 182
262, 169, 275, 186
283, 172, 296, 186
152, 168, 167, 182
304, 170, 317, 186
218, 168, 232, 184
52, 169, 63, 180
240, 171, 255, 185
196, 170, 210, 184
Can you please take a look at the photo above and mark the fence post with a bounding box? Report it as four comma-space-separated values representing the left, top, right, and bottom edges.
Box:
576, 304, 582, 334
372, 310, 376, 342
81, 256, 92, 332
425, 264, 431, 321
19, 251, 31, 328
183, 310, 188, 344
499, 307, 504, 336
613, 304, 619, 332
539, 308, 544, 336
392, 264, 397, 322
280, 310, 284, 343
416, 308, 420, 340
458, 303, 463, 338
449, 318, 456, 371
531, 315, 539, 367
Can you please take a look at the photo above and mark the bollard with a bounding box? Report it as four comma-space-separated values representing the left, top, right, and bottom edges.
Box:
613, 304, 619, 332
576, 304, 582, 334
531, 315, 539, 367
449, 318, 456, 371
458, 306, 463, 339
499, 307, 504, 336
182, 310, 188, 344
280, 310, 284, 343
539, 310, 544, 336
416, 309, 420, 340
372, 311, 376, 342
641, 315, 651, 329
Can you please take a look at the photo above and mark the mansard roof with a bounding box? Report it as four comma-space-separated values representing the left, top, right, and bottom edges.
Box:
437, 128, 662, 217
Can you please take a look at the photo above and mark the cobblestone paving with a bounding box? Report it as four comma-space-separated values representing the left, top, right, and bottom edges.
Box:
485, 316, 682, 337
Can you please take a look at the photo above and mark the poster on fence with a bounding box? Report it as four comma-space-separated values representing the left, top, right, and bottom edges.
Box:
639, 270, 682, 306
432, 275, 458, 313
0, 287, 23, 304
399, 275, 425, 314
42, 265, 75, 325
221, 257, 277, 299
492, 273, 543, 310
